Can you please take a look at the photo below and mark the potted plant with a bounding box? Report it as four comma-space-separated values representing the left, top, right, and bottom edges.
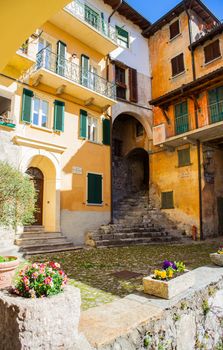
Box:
210, 247, 223, 266
143, 260, 194, 299
0, 256, 20, 289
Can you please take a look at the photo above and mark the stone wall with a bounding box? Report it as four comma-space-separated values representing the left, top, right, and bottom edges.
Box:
80, 266, 223, 350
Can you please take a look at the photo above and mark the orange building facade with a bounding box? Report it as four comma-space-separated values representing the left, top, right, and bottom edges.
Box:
144, 0, 223, 238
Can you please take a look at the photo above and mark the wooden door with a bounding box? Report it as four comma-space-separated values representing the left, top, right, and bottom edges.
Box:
26, 167, 43, 226
217, 197, 223, 235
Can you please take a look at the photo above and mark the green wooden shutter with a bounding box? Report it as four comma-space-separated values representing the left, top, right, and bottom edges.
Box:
81, 54, 89, 87
21, 88, 34, 123
178, 148, 190, 167
54, 100, 65, 132
161, 191, 174, 209
87, 173, 102, 204
56, 41, 66, 76
79, 109, 87, 138
175, 101, 188, 135
102, 118, 110, 145
208, 88, 218, 123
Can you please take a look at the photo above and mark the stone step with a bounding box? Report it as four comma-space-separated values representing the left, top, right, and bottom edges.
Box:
24, 246, 82, 257
19, 242, 74, 253
96, 236, 175, 247
23, 226, 45, 233
94, 231, 168, 241
15, 236, 69, 246
17, 232, 63, 239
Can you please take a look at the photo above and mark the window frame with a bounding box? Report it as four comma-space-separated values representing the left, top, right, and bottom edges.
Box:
169, 20, 180, 41
31, 95, 50, 129
116, 25, 129, 49
161, 191, 174, 209
204, 39, 221, 65
115, 65, 127, 100
86, 172, 103, 206
177, 147, 191, 167
87, 115, 99, 143
171, 53, 185, 78
174, 100, 189, 135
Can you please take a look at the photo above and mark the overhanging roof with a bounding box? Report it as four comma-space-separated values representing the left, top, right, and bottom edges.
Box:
143, 0, 220, 38
150, 66, 223, 107
191, 22, 223, 49
103, 0, 151, 31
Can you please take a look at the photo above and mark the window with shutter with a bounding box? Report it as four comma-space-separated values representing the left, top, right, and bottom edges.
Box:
56, 41, 66, 76
129, 68, 138, 103
115, 65, 126, 100
116, 26, 129, 48
79, 109, 87, 138
208, 86, 223, 123
21, 88, 34, 123
174, 101, 189, 135
53, 100, 64, 132
161, 191, 174, 209
204, 40, 221, 64
171, 53, 185, 77
102, 118, 110, 145
81, 55, 90, 88
87, 173, 103, 205
169, 20, 180, 40
178, 148, 191, 167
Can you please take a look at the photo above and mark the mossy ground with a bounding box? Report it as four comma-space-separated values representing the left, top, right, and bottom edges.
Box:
28, 242, 219, 310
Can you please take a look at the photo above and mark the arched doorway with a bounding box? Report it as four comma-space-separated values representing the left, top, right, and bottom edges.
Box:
26, 167, 44, 225
112, 113, 150, 204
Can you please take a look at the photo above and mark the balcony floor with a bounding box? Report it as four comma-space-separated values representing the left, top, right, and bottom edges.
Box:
30, 67, 117, 108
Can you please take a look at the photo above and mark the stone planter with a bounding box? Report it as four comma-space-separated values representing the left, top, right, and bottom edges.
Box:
0, 285, 82, 350
143, 270, 194, 299
210, 253, 223, 266
0, 256, 19, 289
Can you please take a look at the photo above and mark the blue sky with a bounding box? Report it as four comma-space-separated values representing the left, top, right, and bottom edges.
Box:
126, 0, 223, 23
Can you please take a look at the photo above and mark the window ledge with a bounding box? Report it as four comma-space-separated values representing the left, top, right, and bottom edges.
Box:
204, 55, 222, 66
171, 70, 186, 80
176, 163, 193, 168
169, 33, 182, 42
87, 140, 103, 146
30, 124, 53, 133
86, 203, 103, 207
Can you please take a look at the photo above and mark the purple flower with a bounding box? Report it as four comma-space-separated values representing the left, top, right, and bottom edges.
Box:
163, 260, 177, 270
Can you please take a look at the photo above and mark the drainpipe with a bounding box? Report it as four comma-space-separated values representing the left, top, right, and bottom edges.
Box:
184, 0, 204, 240
108, 0, 123, 24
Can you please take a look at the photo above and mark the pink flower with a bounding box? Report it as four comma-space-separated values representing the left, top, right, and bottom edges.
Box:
44, 277, 53, 286
23, 276, 29, 286
32, 263, 39, 269
49, 261, 60, 269
32, 272, 38, 279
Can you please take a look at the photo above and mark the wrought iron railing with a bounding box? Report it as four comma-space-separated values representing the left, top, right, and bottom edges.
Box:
65, 0, 117, 42
36, 48, 116, 100
175, 113, 189, 135
209, 100, 223, 124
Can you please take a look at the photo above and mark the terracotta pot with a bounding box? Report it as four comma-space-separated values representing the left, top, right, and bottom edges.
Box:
0, 256, 20, 289
210, 253, 223, 267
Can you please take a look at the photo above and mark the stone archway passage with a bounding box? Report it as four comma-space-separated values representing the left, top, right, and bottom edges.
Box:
126, 148, 149, 194
26, 167, 44, 225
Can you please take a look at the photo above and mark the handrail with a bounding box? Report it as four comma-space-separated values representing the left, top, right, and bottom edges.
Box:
36, 48, 117, 100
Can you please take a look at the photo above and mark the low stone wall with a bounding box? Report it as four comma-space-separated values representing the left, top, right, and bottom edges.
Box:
80, 266, 223, 350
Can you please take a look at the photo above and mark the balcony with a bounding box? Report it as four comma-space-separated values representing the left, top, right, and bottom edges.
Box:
29, 48, 116, 107
50, 0, 118, 55
175, 113, 189, 135
209, 100, 223, 124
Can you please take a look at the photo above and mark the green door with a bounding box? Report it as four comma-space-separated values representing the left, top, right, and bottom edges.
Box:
56, 41, 66, 76
175, 101, 189, 135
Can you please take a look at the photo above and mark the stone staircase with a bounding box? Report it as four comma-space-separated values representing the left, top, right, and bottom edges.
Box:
85, 191, 183, 248
16, 225, 77, 256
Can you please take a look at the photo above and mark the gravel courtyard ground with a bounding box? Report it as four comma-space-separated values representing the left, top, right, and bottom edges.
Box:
28, 242, 220, 310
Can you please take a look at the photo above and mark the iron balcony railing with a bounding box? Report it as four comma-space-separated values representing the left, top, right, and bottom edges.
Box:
209, 100, 223, 124
36, 48, 116, 100
175, 113, 189, 135
65, 0, 117, 43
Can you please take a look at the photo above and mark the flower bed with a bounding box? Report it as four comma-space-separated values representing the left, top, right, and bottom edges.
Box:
143, 260, 194, 299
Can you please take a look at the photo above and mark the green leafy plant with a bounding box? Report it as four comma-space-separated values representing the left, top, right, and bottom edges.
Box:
14, 262, 68, 298
0, 161, 36, 230
202, 300, 210, 316
216, 341, 223, 350
0, 256, 16, 262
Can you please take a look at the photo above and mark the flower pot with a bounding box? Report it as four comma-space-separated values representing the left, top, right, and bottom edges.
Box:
210, 253, 223, 266
143, 270, 194, 299
0, 256, 20, 289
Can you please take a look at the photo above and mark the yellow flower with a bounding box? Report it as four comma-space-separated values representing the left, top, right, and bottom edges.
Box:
160, 271, 167, 279
168, 270, 174, 278
154, 270, 160, 277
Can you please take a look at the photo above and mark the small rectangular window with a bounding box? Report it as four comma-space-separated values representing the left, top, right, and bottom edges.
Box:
204, 40, 221, 64
32, 97, 49, 128
87, 173, 103, 205
87, 115, 98, 142
178, 148, 191, 167
116, 26, 129, 48
161, 191, 174, 209
115, 65, 126, 100
170, 20, 180, 40
171, 53, 185, 77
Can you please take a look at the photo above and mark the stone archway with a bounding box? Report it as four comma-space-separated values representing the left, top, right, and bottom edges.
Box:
112, 113, 150, 204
